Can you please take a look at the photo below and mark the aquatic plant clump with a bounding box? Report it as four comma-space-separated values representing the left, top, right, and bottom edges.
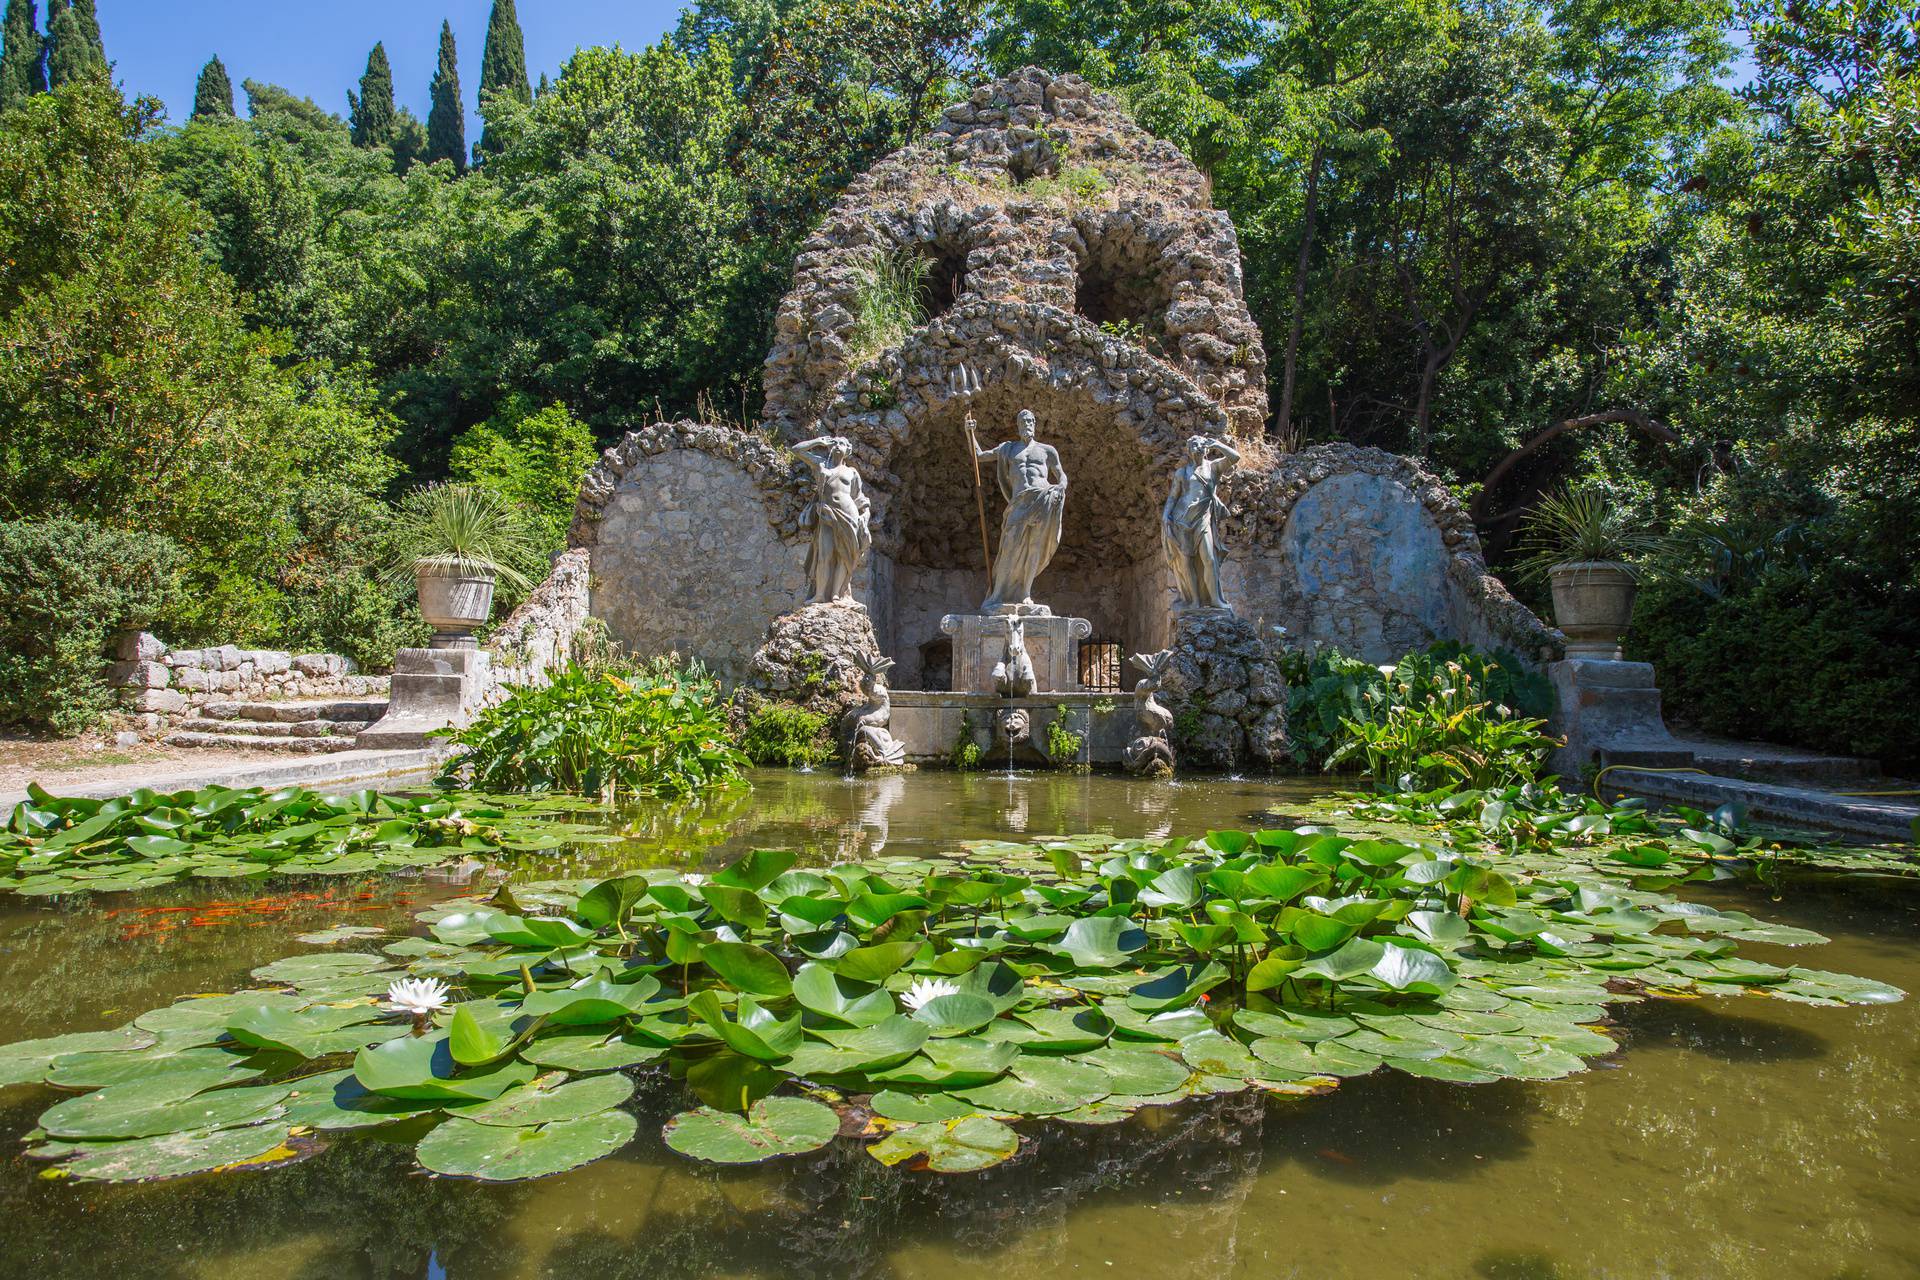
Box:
0, 784, 625, 895
0, 829, 1898, 1184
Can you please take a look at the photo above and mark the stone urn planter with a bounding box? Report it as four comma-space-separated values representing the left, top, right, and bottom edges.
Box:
416, 566, 496, 650
1548, 560, 1637, 660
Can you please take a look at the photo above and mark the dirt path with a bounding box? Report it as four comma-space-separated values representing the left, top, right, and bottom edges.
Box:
0, 734, 269, 801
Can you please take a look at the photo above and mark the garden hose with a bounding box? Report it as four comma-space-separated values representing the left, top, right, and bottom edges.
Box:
1592, 763, 1920, 802
1590, 764, 1711, 802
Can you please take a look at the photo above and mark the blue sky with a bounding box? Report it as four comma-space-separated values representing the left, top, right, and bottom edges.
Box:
92, 0, 686, 128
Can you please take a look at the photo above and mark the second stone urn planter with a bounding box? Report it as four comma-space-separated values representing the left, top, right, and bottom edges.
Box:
416, 567, 496, 650
1548, 560, 1637, 660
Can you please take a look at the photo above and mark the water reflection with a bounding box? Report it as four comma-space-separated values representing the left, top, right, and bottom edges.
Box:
0, 773, 1913, 1278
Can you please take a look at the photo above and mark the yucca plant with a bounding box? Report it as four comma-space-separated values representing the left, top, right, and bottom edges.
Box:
1514, 487, 1663, 582
386, 483, 536, 590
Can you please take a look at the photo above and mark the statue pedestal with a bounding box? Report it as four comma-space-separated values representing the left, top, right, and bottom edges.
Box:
940, 612, 1091, 694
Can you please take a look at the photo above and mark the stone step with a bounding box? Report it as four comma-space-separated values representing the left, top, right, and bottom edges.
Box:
177, 717, 373, 739
162, 731, 366, 755
1678, 741, 1880, 786
199, 699, 389, 725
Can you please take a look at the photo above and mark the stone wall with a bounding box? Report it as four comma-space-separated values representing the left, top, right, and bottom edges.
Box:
1221, 444, 1562, 665
108, 631, 386, 731
488, 548, 592, 694
568, 421, 820, 681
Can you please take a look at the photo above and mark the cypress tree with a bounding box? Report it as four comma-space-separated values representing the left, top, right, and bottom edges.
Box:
424, 19, 465, 172
69, 0, 98, 59
190, 55, 234, 120
44, 0, 100, 88
348, 42, 395, 147
476, 0, 528, 157
0, 0, 46, 111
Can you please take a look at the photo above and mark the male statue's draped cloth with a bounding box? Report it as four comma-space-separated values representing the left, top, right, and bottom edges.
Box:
972, 409, 1067, 613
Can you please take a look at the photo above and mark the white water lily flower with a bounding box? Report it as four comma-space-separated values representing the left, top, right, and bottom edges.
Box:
384, 977, 450, 1016
680, 872, 709, 887
901, 978, 960, 1011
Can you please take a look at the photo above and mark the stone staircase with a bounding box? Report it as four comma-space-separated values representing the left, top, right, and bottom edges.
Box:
162, 698, 388, 754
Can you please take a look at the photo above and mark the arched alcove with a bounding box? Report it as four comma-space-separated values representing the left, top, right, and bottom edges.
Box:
1074, 221, 1176, 335
879, 380, 1172, 689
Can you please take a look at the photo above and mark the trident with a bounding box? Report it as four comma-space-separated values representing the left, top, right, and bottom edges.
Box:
950, 363, 993, 582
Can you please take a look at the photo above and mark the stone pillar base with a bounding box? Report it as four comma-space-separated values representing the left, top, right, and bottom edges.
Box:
940, 612, 1091, 694
1546, 659, 1689, 779
358, 648, 492, 749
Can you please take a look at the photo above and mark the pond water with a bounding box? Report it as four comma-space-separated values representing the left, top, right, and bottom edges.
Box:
0, 770, 1915, 1279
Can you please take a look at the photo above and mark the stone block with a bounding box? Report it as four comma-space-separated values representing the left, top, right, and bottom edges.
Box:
1546, 659, 1688, 779
248, 650, 292, 675
167, 649, 209, 669
107, 660, 170, 689
115, 631, 167, 662
293, 653, 345, 678
126, 687, 188, 714
211, 669, 242, 693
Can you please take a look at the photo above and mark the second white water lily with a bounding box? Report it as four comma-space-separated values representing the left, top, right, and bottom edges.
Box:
901, 978, 960, 1011
385, 977, 450, 1017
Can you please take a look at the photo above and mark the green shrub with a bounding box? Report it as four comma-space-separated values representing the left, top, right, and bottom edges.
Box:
1045, 705, 1087, 768
449, 398, 599, 555
437, 660, 748, 799
0, 518, 182, 736
1631, 567, 1920, 769
1326, 662, 1558, 792
1281, 641, 1556, 774
737, 698, 833, 767
277, 569, 428, 673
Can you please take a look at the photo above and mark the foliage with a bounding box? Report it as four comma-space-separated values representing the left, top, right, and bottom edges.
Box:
426, 20, 466, 171
736, 697, 834, 767
0, 84, 405, 655
478, 0, 531, 158
386, 483, 537, 589
847, 249, 929, 364
448, 398, 598, 554
951, 712, 984, 770
1326, 662, 1559, 793
0, 517, 181, 735
190, 56, 234, 122
1514, 486, 1664, 581
0, 783, 621, 895
1044, 705, 1086, 768
1281, 642, 1555, 773
348, 43, 395, 149
437, 661, 749, 800
0, 0, 45, 112
0, 823, 1894, 1184
42, 0, 98, 89
1631, 565, 1920, 769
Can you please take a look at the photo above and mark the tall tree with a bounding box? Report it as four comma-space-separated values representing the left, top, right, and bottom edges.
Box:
68, 0, 96, 58
424, 19, 465, 171
477, 0, 529, 156
190, 55, 233, 121
0, 0, 45, 111
43, 0, 99, 88
348, 42, 395, 147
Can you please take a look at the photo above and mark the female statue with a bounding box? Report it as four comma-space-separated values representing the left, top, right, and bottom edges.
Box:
793, 435, 871, 606
1162, 434, 1240, 612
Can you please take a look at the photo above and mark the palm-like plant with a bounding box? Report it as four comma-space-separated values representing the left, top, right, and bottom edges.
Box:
1514, 487, 1662, 582
387, 483, 536, 590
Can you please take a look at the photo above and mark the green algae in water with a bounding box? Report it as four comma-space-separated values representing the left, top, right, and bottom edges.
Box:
0, 823, 1899, 1183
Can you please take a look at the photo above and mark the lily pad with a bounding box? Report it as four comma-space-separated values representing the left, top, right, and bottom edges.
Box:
55, 1123, 298, 1183
41, 1073, 289, 1140
417, 1111, 638, 1181
662, 1095, 839, 1163
867, 1115, 1021, 1172
461, 1073, 635, 1127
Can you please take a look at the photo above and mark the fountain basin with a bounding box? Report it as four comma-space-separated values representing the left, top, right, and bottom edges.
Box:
889, 691, 1133, 766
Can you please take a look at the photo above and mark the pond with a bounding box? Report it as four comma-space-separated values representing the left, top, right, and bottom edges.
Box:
0, 770, 1914, 1278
